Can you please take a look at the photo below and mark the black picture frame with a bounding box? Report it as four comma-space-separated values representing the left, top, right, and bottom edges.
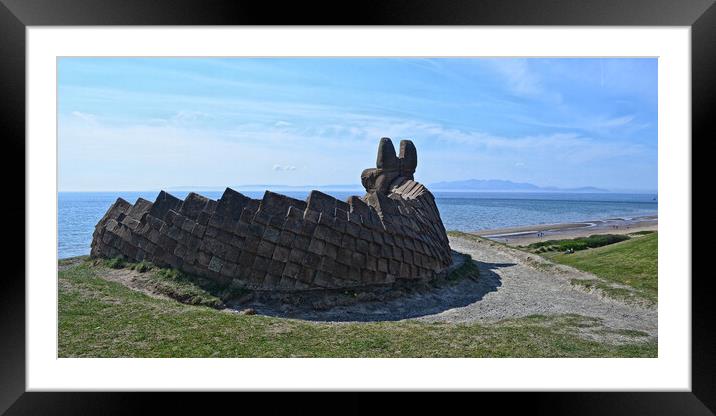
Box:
1, 0, 711, 414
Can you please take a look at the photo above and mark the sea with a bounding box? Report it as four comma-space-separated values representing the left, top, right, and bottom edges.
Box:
58, 191, 658, 259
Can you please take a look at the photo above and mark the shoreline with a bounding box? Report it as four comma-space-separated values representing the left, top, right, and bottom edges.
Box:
470, 214, 657, 246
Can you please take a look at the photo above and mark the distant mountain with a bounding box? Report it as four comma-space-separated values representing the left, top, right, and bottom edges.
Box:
429, 179, 609, 193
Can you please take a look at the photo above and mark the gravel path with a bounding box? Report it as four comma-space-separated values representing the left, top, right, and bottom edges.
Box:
416, 236, 657, 338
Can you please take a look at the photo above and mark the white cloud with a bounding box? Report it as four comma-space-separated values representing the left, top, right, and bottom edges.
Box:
71, 111, 97, 124
487, 59, 562, 104
171, 110, 213, 124
273, 164, 297, 172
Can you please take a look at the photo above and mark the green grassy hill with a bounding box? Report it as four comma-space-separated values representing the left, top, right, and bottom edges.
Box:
545, 233, 658, 303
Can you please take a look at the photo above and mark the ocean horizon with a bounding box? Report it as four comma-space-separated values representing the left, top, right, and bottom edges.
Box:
58, 190, 658, 259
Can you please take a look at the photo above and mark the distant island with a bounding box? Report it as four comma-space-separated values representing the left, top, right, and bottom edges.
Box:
428, 179, 609, 193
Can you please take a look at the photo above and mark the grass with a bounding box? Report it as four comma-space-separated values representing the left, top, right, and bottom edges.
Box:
545, 233, 658, 303
526, 234, 630, 253
58, 259, 656, 358
629, 230, 655, 236
446, 253, 478, 281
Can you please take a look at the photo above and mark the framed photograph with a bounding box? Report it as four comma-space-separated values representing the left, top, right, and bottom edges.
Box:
3, 0, 711, 413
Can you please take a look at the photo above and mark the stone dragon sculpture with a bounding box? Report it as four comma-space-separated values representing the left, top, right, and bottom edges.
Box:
91, 138, 453, 291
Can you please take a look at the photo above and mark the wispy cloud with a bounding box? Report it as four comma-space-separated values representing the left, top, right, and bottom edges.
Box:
273, 164, 297, 171
71, 111, 97, 124
487, 59, 562, 104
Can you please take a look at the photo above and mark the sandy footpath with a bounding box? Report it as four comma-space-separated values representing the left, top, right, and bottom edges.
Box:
419, 236, 657, 338
474, 215, 657, 246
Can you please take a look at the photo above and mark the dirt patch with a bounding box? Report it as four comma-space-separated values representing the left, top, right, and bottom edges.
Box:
100, 267, 176, 302
58, 256, 88, 272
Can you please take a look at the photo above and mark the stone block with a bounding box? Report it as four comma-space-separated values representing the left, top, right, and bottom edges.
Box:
303, 252, 322, 268
289, 234, 308, 250
355, 238, 370, 254
197, 210, 211, 226
351, 251, 366, 268
303, 209, 320, 224
403, 249, 414, 264
268, 260, 286, 276
263, 226, 281, 243
272, 245, 290, 263
341, 235, 356, 251
335, 262, 349, 279
208, 214, 224, 229
238, 251, 256, 268
243, 236, 261, 253
269, 215, 284, 229
389, 260, 400, 275
345, 221, 361, 238
323, 243, 338, 260
307, 238, 326, 256
204, 225, 219, 239
359, 227, 373, 242
248, 223, 265, 238
239, 207, 255, 223
299, 221, 316, 237
262, 273, 280, 288
278, 276, 296, 290
296, 267, 315, 284
230, 234, 245, 248
365, 256, 377, 272
306, 190, 337, 214
282, 262, 301, 279
216, 188, 251, 221
336, 248, 353, 266
283, 218, 303, 234
180, 193, 211, 220
225, 245, 241, 263
313, 271, 334, 288
249, 269, 266, 286
289, 248, 306, 264
252, 256, 270, 272
347, 267, 361, 281
253, 210, 272, 226
319, 257, 336, 274
278, 230, 295, 247
208, 256, 223, 273
260, 190, 307, 216
368, 242, 381, 257
256, 240, 276, 258
221, 262, 238, 278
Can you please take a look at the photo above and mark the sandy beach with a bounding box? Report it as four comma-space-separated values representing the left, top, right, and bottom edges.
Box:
472, 215, 657, 246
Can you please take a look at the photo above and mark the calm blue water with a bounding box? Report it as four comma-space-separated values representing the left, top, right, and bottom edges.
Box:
58, 191, 657, 259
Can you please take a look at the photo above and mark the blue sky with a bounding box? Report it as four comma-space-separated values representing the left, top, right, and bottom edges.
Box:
58, 57, 657, 192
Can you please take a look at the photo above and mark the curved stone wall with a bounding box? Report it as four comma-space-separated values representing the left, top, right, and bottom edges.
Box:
90, 138, 453, 291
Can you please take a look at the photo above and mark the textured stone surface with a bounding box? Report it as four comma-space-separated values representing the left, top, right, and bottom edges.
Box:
91, 138, 453, 291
